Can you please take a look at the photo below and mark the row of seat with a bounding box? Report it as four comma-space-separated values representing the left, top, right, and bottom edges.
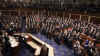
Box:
0, 15, 100, 56
25, 15, 100, 56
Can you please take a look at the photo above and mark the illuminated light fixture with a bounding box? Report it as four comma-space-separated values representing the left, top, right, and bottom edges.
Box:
19, 0, 23, 2
25, 35, 29, 38
5, 0, 7, 2
14, 0, 17, 2
10, 22, 14, 25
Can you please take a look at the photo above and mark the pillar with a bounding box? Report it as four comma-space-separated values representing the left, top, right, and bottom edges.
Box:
80, 15, 82, 21
69, 13, 71, 19
88, 16, 91, 23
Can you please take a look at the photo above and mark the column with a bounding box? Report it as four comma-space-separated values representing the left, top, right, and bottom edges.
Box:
80, 15, 82, 21
88, 16, 91, 23
69, 13, 71, 19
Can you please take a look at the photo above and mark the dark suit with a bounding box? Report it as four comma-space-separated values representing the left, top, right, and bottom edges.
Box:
40, 45, 48, 56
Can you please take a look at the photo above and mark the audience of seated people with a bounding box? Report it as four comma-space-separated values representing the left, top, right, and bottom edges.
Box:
0, 14, 100, 56
26, 15, 100, 56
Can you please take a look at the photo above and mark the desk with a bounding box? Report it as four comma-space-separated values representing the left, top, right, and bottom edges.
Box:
80, 33, 95, 42
14, 33, 54, 56
27, 41, 41, 56
28, 33, 54, 56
